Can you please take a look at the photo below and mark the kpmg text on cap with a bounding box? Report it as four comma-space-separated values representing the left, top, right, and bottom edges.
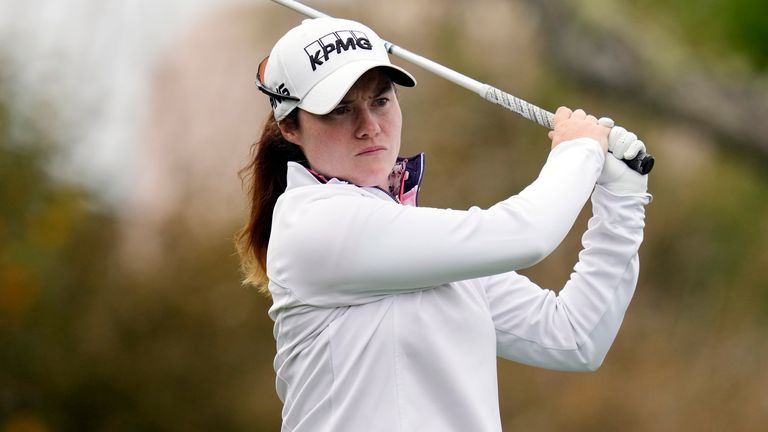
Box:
305, 31, 373, 71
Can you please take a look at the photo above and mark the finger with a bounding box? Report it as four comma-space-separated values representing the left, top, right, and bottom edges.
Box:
572, 108, 586, 119
608, 126, 638, 158
622, 132, 638, 148
598, 117, 614, 128
548, 131, 554, 140
624, 139, 646, 159
586, 114, 598, 123
608, 126, 627, 154
553, 106, 572, 125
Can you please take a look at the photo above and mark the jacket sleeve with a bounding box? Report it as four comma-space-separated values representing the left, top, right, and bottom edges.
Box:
484, 186, 651, 371
267, 138, 605, 307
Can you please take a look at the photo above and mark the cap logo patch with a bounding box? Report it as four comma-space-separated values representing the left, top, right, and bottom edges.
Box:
269, 83, 293, 108
304, 30, 372, 71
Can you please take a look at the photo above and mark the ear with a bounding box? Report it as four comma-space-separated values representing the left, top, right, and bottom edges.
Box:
278, 119, 301, 146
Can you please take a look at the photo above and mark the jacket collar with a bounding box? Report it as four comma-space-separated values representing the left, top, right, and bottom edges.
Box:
285, 153, 425, 207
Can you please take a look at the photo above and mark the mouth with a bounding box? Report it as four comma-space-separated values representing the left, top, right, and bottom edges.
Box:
356, 145, 387, 156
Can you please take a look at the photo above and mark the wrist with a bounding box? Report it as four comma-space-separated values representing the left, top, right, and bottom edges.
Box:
597, 153, 649, 196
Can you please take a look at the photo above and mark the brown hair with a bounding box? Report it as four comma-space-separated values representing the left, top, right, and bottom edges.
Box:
236, 111, 303, 293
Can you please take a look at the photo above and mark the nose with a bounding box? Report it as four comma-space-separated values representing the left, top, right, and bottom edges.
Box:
355, 107, 381, 139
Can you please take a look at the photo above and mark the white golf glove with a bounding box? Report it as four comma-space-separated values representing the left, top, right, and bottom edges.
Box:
598, 117, 646, 160
597, 152, 649, 195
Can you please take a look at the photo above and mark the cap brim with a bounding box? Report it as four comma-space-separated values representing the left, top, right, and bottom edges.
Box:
299, 60, 416, 116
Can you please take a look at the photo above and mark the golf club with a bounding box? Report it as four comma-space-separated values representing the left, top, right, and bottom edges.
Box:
269, 0, 654, 174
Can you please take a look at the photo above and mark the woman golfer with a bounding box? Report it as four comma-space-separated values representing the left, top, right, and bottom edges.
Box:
237, 17, 651, 432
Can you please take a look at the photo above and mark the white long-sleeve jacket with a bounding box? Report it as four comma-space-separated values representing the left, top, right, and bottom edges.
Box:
266, 138, 651, 432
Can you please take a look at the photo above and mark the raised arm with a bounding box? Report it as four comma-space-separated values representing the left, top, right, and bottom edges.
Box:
267, 138, 605, 306
486, 160, 651, 371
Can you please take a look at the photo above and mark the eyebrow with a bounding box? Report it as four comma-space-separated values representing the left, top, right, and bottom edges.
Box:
339, 81, 394, 105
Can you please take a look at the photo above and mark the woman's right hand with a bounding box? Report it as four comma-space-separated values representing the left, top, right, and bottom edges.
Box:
548, 106, 609, 153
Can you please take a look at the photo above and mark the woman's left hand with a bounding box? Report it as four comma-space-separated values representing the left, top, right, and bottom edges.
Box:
548, 107, 609, 153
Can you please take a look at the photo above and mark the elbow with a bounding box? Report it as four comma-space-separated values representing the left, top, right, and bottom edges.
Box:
563, 357, 604, 373
554, 340, 608, 372
575, 349, 607, 372
583, 357, 605, 372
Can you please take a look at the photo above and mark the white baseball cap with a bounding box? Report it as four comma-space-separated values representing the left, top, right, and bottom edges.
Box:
257, 17, 416, 121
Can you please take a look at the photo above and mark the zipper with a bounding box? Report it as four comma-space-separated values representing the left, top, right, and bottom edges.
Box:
372, 186, 400, 203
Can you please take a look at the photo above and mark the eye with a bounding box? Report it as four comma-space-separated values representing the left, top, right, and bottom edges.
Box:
332, 105, 351, 116
373, 97, 389, 107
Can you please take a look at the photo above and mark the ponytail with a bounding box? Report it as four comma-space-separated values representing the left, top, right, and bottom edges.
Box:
236, 111, 304, 293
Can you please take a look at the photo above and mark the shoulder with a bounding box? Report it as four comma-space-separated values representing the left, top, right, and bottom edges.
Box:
272, 176, 384, 242
276, 181, 373, 213
278, 162, 369, 207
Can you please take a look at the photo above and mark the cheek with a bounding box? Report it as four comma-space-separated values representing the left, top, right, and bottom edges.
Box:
299, 129, 347, 172
388, 105, 403, 136
387, 112, 403, 152
295, 120, 332, 157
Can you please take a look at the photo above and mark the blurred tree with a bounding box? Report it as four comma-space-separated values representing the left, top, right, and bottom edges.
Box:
0, 67, 279, 430
0, 60, 131, 430
525, 0, 768, 160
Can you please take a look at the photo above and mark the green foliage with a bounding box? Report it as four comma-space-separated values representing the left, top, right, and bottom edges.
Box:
0, 93, 280, 430
0, 71, 283, 429
720, 0, 768, 68
643, 150, 768, 323
0, 81, 118, 430
635, 0, 768, 69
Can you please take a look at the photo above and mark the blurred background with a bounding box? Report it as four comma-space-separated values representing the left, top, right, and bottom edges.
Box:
1, 0, 767, 430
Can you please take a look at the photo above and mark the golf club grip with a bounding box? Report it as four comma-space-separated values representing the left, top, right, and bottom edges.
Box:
485, 86, 654, 175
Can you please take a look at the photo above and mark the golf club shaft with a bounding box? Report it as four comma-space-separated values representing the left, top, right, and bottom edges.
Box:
269, 0, 654, 174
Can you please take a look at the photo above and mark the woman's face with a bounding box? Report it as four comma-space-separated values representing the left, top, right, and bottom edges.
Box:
280, 69, 403, 189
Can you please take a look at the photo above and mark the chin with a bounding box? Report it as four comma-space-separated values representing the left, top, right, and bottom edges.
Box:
350, 162, 389, 185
